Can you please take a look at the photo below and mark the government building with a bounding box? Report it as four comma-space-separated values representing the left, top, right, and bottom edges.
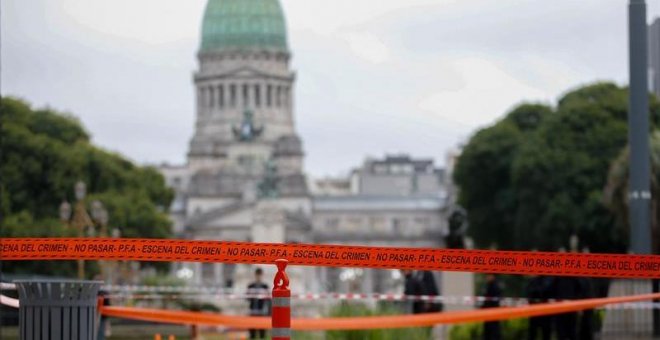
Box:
159, 0, 458, 296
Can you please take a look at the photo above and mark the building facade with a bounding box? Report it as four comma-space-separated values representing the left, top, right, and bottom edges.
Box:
159, 0, 453, 295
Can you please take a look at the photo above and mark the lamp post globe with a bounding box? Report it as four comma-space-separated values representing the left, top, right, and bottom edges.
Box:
74, 181, 86, 201
59, 200, 72, 222
91, 200, 103, 221
99, 209, 108, 226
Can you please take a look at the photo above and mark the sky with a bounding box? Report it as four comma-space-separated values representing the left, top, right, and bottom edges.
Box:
3, 0, 660, 178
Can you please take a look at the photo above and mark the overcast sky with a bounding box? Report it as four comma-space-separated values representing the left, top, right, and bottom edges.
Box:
3, 0, 660, 178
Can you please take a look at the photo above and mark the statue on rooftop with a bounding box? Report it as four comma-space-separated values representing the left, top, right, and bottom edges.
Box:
257, 159, 279, 198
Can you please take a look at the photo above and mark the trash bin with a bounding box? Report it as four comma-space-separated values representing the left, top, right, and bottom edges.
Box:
16, 280, 102, 340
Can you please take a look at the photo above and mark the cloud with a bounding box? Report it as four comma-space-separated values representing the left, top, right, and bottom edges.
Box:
345, 32, 390, 64
3, 0, 660, 177
56, 0, 204, 44
417, 58, 550, 127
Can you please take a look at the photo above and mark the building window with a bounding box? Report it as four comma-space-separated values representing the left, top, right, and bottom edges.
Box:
223, 264, 236, 288
172, 177, 181, 189
254, 84, 261, 107
370, 216, 386, 232
203, 87, 209, 108
230, 84, 237, 108
325, 217, 339, 229
202, 263, 215, 283
242, 84, 249, 108
218, 85, 224, 108
208, 86, 214, 108
238, 154, 256, 173
347, 217, 362, 229
276, 86, 282, 107
267, 84, 272, 107
392, 218, 405, 233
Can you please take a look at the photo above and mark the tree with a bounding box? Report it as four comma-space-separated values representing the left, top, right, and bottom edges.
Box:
0, 97, 174, 276
453, 104, 552, 249
453, 82, 660, 252
514, 83, 660, 252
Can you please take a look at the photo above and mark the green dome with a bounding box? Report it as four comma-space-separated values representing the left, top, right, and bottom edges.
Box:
200, 0, 288, 53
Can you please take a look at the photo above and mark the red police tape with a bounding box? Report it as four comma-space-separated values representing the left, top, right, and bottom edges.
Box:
95, 292, 660, 330
2, 237, 660, 278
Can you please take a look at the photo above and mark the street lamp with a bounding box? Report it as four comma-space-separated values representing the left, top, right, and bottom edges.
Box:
75, 181, 86, 201
91, 200, 109, 237
59, 201, 72, 225
59, 181, 95, 279
91, 200, 111, 280
110, 227, 124, 284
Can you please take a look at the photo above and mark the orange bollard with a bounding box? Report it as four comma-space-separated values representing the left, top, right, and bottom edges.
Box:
154, 334, 162, 340
167, 335, 175, 340
271, 259, 290, 340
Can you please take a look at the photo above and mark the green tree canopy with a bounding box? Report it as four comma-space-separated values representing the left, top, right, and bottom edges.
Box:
0, 97, 174, 276
453, 103, 552, 249
453, 82, 660, 252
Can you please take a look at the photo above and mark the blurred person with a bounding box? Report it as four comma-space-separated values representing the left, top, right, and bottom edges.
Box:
481, 274, 502, 340
247, 267, 269, 339
526, 275, 553, 340
403, 269, 425, 314
552, 275, 583, 340
419, 271, 442, 312
578, 277, 595, 340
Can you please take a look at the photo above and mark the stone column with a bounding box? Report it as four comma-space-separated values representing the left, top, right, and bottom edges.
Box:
194, 262, 203, 285
197, 87, 203, 112
362, 269, 374, 295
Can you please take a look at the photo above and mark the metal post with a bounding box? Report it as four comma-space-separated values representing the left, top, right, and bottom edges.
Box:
271, 259, 291, 340
628, 0, 652, 254
628, 0, 657, 335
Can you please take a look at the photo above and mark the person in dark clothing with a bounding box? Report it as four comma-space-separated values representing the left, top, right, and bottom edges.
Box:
403, 269, 426, 314
481, 274, 502, 340
552, 276, 583, 340
247, 268, 270, 339
578, 277, 595, 340
526, 276, 553, 340
419, 271, 443, 313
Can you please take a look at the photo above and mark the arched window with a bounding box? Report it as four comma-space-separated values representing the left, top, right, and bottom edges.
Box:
230, 84, 237, 108
254, 84, 261, 107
